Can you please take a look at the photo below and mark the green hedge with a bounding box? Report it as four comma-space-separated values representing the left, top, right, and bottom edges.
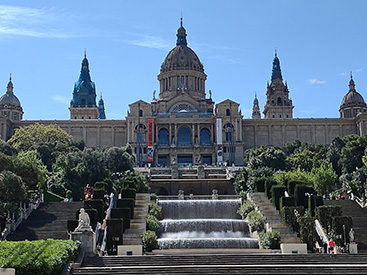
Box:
259, 230, 281, 249
315, 205, 342, 232
84, 199, 104, 223
146, 214, 159, 231
280, 206, 304, 232
0, 239, 80, 275
117, 198, 135, 219
265, 179, 277, 199
247, 210, 265, 233
142, 230, 158, 252
287, 180, 307, 196
308, 195, 324, 216
95, 181, 108, 191
254, 177, 267, 192
106, 219, 123, 255
280, 196, 295, 209
121, 188, 136, 200
110, 208, 131, 230
271, 186, 287, 210
294, 185, 314, 209
237, 200, 255, 219
93, 188, 106, 200
44, 190, 64, 202
148, 202, 162, 219
299, 216, 316, 251
332, 216, 353, 246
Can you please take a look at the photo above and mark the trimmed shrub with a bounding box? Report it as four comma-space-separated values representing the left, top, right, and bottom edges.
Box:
332, 216, 353, 245
142, 230, 158, 252
299, 216, 316, 251
85, 208, 98, 229
237, 200, 255, 219
254, 177, 267, 192
93, 188, 106, 200
247, 210, 265, 233
149, 202, 162, 219
84, 199, 104, 223
110, 207, 131, 230
280, 206, 304, 232
279, 196, 295, 209
150, 193, 159, 202
308, 195, 324, 216
121, 188, 136, 200
265, 179, 277, 199
294, 185, 314, 209
315, 205, 342, 232
259, 230, 281, 249
106, 218, 123, 255
146, 214, 159, 231
117, 198, 135, 218
271, 186, 287, 210
95, 181, 108, 191
287, 180, 307, 196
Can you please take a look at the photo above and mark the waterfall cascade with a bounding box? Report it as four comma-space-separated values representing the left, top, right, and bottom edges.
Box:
157, 198, 259, 249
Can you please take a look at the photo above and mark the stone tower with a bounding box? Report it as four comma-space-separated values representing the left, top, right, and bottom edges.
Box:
97, 94, 106, 119
0, 75, 23, 121
339, 73, 367, 118
251, 93, 261, 119
263, 52, 294, 119
69, 52, 99, 119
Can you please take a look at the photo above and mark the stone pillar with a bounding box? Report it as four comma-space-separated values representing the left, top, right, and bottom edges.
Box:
197, 164, 205, 179
71, 231, 96, 257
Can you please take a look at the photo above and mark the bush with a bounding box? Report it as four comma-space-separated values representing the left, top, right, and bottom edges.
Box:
280, 206, 304, 232
148, 202, 162, 219
265, 179, 277, 199
106, 219, 123, 255
121, 188, 136, 200
142, 230, 158, 252
247, 210, 265, 233
271, 186, 287, 210
237, 200, 255, 219
279, 196, 295, 209
299, 216, 316, 251
146, 214, 159, 231
117, 198, 135, 218
259, 230, 281, 249
110, 208, 131, 230
150, 193, 159, 202
84, 199, 104, 223
308, 195, 324, 216
315, 205, 342, 233
254, 177, 267, 192
93, 188, 106, 200
294, 185, 314, 209
95, 181, 108, 191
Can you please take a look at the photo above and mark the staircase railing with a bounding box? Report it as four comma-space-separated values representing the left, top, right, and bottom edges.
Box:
1, 189, 43, 241
99, 193, 115, 254
315, 219, 329, 247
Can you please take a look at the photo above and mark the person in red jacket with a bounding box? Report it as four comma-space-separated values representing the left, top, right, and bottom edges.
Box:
329, 238, 336, 254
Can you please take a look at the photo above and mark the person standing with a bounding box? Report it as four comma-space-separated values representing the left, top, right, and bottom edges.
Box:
329, 238, 336, 254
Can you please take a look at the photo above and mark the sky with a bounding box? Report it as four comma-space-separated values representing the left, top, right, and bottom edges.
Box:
0, 0, 367, 120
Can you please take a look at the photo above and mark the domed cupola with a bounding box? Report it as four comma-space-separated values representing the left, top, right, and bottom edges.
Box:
0, 75, 23, 120
339, 73, 367, 118
158, 19, 207, 102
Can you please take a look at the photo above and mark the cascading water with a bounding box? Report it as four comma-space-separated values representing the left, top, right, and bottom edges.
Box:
157, 198, 259, 249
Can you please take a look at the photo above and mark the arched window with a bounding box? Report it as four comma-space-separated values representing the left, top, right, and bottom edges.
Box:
158, 128, 169, 145
178, 127, 191, 145
224, 123, 234, 142
135, 124, 147, 143
226, 108, 231, 116
139, 109, 143, 117
200, 128, 211, 145
277, 97, 282, 105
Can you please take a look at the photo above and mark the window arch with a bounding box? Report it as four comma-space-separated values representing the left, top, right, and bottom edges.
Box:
158, 128, 169, 145
224, 123, 234, 142
277, 97, 282, 105
178, 127, 191, 145
226, 108, 231, 116
200, 128, 211, 145
135, 124, 147, 143
139, 109, 143, 117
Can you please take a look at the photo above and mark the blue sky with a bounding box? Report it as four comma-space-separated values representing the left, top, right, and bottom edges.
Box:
0, 1, 366, 120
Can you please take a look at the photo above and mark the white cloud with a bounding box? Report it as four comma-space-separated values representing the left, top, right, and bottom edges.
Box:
0, 5, 78, 38
308, 79, 326, 84
127, 35, 171, 50
51, 95, 69, 105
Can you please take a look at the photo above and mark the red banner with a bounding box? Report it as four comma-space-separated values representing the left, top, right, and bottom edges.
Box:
148, 119, 154, 162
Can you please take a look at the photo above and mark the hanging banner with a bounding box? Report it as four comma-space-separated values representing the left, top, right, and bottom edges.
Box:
216, 118, 223, 163
147, 119, 154, 162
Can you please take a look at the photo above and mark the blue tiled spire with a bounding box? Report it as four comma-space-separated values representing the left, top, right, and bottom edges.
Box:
176, 18, 187, 46
271, 50, 283, 80
70, 51, 97, 107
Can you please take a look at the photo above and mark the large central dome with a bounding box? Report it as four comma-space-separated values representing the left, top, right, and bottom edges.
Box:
160, 19, 204, 73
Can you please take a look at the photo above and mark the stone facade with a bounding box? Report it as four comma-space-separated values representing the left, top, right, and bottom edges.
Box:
1, 20, 367, 167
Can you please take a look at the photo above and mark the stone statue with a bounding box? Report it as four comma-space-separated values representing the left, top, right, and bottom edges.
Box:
349, 228, 355, 243
153, 90, 156, 100
212, 189, 218, 200
178, 190, 185, 200
75, 208, 92, 232
209, 90, 212, 99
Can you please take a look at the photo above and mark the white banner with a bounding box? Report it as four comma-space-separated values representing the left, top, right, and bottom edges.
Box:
216, 118, 223, 163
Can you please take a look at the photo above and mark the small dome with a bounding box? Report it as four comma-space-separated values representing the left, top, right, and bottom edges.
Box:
341, 76, 366, 107
0, 77, 22, 108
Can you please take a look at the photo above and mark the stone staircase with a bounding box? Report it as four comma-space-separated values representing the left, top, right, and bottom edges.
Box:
71, 254, 367, 274
324, 199, 367, 253
248, 192, 300, 243
122, 193, 150, 245
6, 201, 83, 241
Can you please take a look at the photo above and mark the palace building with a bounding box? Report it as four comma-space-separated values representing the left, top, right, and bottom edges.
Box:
2, 19, 367, 167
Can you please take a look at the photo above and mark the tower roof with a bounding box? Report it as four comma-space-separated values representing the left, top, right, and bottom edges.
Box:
271, 51, 283, 80
176, 18, 187, 46
0, 75, 22, 109
340, 74, 366, 107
